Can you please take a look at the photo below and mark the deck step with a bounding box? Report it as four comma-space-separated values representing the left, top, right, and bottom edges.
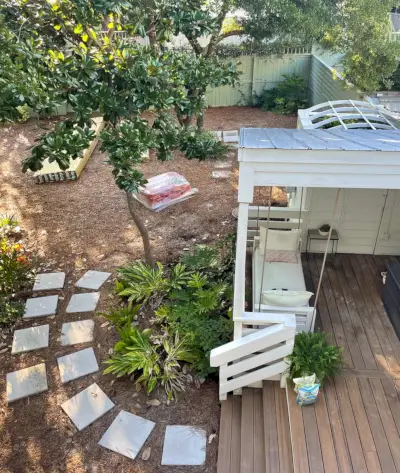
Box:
217, 396, 241, 473
217, 383, 293, 473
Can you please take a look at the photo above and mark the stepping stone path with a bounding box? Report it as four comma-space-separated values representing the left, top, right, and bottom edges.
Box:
211, 129, 238, 179
161, 425, 207, 466
75, 270, 111, 290
66, 292, 100, 313
61, 383, 114, 431
61, 319, 94, 346
24, 295, 58, 318
12, 325, 49, 354
99, 411, 155, 460
57, 347, 99, 383
212, 170, 234, 179
33, 272, 65, 291
5, 268, 208, 466
7, 363, 48, 403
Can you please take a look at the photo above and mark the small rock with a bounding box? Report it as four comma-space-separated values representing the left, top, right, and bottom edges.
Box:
100, 322, 110, 328
208, 433, 217, 444
0, 348, 8, 354
108, 348, 113, 355
146, 399, 160, 407
132, 393, 138, 398
141, 447, 151, 461
182, 364, 190, 375
97, 343, 101, 349
49, 315, 56, 320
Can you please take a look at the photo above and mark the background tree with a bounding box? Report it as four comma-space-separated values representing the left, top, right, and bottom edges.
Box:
0, 0, 238, 264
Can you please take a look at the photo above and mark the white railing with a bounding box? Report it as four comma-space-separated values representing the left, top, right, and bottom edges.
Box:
210, 315, 296, 400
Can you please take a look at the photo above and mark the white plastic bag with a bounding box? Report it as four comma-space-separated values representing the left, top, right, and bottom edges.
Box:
133, 172, 198, 212
293, 374, 320, 406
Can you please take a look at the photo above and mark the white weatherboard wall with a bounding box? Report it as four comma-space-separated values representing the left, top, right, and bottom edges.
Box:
375, 190, 400, 255
304, 187, 397, 254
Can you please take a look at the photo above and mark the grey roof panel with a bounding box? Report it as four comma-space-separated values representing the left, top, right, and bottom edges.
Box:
329, 129, 400, 151
240, 128, 400, 151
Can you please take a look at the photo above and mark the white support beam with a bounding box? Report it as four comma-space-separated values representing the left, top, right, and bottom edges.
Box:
233, 203, 249, 340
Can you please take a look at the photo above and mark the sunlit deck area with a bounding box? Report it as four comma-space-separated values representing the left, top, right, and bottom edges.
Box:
217, 253, 400, 473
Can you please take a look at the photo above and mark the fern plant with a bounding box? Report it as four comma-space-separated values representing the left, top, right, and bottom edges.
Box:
104, 326, 196, 399
115, 261, 191, 304
286, 331, 344, 385
98, 305, 140, 328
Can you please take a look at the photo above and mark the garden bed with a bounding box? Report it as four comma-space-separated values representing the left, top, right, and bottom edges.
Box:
0, 106, 296, 473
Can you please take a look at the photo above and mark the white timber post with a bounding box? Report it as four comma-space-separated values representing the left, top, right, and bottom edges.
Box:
233, 202, 249, 340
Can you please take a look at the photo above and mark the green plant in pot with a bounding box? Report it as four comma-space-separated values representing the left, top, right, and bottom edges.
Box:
286, 331, 344, 386
318, 224, 331, 236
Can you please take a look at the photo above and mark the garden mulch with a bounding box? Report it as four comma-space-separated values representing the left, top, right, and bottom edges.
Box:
0, 106, 296, 473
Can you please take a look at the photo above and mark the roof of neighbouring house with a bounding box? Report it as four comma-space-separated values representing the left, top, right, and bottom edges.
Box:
239, 128, 400, 151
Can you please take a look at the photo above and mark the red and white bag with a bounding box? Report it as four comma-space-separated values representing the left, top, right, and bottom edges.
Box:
134, 172, 198, 211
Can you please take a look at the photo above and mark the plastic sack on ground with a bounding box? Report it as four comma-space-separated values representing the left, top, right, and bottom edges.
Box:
133, 172, 198, 212
293, 374, 320, 406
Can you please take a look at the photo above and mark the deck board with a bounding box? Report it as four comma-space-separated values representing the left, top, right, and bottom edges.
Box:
217, 253, 400, 473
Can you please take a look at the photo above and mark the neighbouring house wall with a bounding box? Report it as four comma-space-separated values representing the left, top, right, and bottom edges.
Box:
308, 55, 361, 106
206, 51, 312, 107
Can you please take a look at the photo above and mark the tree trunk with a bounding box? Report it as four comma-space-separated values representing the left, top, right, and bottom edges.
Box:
196, 112, 204, 130
125, 191, 155, 266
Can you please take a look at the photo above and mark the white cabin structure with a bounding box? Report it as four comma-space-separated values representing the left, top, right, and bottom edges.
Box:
210, 127, 400, 400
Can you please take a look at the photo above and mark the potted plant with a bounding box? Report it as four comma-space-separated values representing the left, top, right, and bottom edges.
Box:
286, 331, 343, 405
318, 224, 331, 236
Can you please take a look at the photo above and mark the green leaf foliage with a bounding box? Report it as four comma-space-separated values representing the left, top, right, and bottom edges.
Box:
286, 331, 344, 385
104, 326, 196, 399
179, 128, 232, 161
97, 305, 140, 328
255, 73, 308, 115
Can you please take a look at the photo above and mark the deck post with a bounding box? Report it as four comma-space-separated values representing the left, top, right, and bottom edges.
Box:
233, 202, 249, 340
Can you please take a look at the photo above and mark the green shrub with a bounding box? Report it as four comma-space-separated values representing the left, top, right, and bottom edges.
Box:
0, 299, 24, 327
286, 331, 343, 384
179, 128, 231, 160
104, 326, 196, 399
255, 73, 308, 115
109, 237, 235, 384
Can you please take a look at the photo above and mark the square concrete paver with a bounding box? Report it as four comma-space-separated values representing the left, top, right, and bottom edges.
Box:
24, 295, 58, 319
33, 272, 65, 291
223, 130, 239, 142
7, 363, 48, 403
61, 319, 95, 346
57, 347, 99, 383
99, 411, 155, 460
212, 170, 233, 179
75, 271, 111, 290
66, 293, 100, 313
161, 425, 206, 466
61, 383, 115, 431
12, 325, 50, 354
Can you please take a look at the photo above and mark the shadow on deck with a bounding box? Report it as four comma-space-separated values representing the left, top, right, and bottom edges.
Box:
218, 253, 400, 473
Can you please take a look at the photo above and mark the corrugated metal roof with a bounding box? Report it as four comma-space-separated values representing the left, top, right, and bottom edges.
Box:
239, 128, 400, 151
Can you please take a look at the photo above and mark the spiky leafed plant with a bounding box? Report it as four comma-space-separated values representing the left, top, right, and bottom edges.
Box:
286, 331, 343, 385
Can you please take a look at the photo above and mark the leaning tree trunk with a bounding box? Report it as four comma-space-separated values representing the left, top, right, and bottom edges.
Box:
125, 191, 155, 266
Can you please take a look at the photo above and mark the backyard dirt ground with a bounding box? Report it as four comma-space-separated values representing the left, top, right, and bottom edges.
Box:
0, 106, 296, 473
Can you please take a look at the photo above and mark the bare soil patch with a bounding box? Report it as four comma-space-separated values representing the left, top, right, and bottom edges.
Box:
0, 106, 296, 473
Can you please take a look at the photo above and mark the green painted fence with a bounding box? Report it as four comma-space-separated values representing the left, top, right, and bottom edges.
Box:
308, 55, 361, 106
206, 52, 312, 107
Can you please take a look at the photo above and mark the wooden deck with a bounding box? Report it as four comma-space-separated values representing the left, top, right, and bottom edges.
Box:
217, 254, 400, 473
